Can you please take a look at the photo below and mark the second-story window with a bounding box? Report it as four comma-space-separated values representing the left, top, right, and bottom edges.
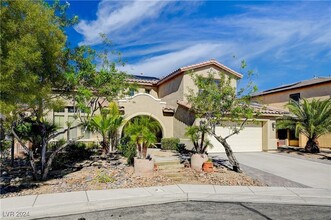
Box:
289, 93, 300, 102
129, 89, 135, 96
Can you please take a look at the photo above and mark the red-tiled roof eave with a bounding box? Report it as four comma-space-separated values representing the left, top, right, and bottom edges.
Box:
176, 100, 289, 117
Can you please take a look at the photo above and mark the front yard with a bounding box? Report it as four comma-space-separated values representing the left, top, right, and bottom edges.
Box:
0, 150, 263, 199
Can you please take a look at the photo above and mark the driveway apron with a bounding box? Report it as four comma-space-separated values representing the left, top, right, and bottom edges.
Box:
211, 152, 331, 190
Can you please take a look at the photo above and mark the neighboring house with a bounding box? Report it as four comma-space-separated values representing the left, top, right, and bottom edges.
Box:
252, 77, 331, 148
42, 59, 282, 153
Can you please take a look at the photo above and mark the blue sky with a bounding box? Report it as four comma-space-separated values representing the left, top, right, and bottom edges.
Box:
64, 0, 331, 91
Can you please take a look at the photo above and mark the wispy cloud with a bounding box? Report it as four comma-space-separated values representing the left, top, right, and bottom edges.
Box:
121, 43, 237, 77
74, 1, 331, 88
74, 0, 171, 45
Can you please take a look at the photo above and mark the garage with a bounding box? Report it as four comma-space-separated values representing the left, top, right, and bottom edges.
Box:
207, 122, 263, 153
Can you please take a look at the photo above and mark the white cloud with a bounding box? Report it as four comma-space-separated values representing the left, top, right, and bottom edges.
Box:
74, 0, 170, 45
75, 1, 331, 82
120, 43, 235, 77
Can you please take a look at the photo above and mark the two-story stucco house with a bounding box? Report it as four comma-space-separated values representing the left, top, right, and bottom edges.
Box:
114, 59, 283, 153
40, 59, 285, 155
252, 77, 331, 148
12, 59, 286, 157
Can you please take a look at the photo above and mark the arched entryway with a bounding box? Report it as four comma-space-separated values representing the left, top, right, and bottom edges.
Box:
121, 115, 164, 147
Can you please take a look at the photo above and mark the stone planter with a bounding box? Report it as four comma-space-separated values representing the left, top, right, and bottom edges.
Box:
191, 154, 208, 171
134, 157, 154, 177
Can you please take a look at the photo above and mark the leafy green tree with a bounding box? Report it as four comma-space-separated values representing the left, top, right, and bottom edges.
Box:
124, 116, 160, 159
0, 0, 75, 180
185, 123, 213, 154
0, 0, 129, 180
277, 98, 331, 153
0, 0, 70, 117
186, 62, 257, 172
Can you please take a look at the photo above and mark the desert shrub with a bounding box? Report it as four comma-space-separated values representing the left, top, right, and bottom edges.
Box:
118, 137, 137, 166
161, 138, 180, 150
51, 141, 93, 170
0, 140, 11, 159
176, 143, 186, 153
95, 171, 115, 183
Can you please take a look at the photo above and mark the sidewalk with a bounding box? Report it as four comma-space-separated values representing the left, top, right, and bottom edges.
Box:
1, 185, 330, 220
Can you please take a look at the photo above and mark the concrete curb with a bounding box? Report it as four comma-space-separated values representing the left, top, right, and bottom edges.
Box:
1, 185, 330, 219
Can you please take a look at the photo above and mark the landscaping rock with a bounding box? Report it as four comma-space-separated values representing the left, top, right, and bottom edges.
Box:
0, 153, 264, 199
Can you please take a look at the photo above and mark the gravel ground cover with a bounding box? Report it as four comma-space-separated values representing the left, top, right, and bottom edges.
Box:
0, 153, 263, 198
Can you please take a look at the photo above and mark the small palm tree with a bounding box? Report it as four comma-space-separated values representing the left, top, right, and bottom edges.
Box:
108, 102, 124, 151
277, 98, 331, 153
185, 122, 213, 154
124, 116, 160, 159
89, 102, 124, 155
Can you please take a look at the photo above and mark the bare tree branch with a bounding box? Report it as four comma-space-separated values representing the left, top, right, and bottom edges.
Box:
224, 118, 248, 140
47, 123, 83, 141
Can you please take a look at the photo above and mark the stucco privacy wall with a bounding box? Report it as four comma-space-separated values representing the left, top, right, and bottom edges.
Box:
299, 134, 331, 148
118, 93, 173, 138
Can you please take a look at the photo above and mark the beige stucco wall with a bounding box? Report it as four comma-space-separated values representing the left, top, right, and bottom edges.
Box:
182, 66, 238, 103
262, 118, 277, 151
253, 83, 331, 109
118, 93, 173, 138
158, 74, 184, 107
136, 86, 158, 99
173, 106, 195, 137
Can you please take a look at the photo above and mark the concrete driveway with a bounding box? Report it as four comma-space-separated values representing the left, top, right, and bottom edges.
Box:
211, 152, 331, 190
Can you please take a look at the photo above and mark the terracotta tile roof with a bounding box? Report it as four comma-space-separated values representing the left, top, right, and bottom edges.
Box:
157, 59, 243, 85
127, 75, 159, 85
250, 103, 289, 115
177, 100, 288, 116
252, 77, 331, 97
177, 100, 192, 109
126, 59, 242, 86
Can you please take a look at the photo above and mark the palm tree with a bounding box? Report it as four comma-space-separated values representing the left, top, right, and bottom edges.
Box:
108, 102, 124, 151
277, 98, 331, 153
89, 102, 124, 155
124, 116, 160, 159
185, 122, 213, 154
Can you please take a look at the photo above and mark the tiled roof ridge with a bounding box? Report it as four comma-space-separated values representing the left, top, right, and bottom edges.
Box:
157, 59, 243, 85
126, 59, 243, 85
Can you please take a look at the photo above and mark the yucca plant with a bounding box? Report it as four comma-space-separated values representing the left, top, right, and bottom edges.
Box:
277, 98, 331, 153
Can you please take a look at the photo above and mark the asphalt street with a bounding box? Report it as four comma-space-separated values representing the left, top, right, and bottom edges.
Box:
41, 201, 331, 220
